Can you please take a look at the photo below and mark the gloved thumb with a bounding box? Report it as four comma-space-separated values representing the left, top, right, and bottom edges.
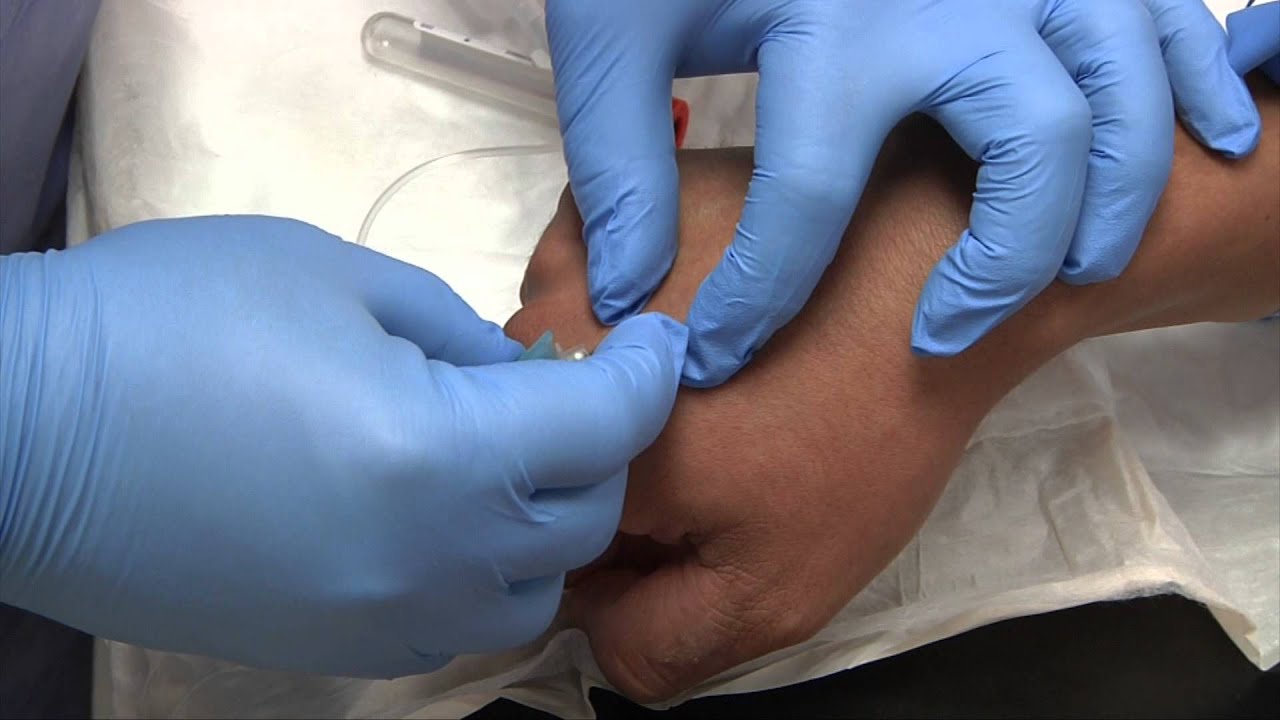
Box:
1143, 0, 1262, 158
346, 242, 522, 366
1226, 2, 1280, 84
548, 4, 682, 325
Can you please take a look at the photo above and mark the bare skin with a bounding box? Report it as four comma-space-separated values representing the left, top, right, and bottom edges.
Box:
504, 77, 1280, 703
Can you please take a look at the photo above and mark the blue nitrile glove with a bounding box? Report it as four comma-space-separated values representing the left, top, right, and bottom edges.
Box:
1227, 1, 1280, 84
0, 216, 686, 678
547, 0, 1261, 386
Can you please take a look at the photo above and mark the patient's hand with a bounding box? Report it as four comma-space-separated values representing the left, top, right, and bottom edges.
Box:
504, 82, 1279, 703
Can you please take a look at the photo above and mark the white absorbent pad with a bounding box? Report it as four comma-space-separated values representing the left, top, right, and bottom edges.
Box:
72, 1, 1277, 717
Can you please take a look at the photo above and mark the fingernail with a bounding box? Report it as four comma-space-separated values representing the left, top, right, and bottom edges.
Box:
649, 313, 689, 378
591, 287, 651, 326
679, 356, 718, 388
605, 312, 689, 378
910, 305, 967, 359
1056, 256, 1129, 287
1207, 70, 1262, 159
680, 331, 741, 389
1210, 110, 1262, 159
588, 245, 653, 325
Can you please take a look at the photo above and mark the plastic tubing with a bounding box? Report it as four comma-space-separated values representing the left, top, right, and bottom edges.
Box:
356, 144, 560, 247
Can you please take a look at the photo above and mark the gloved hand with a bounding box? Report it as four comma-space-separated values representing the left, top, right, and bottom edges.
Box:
0, 216, 686, 678
547, 0, 1261, 386
1227, 0, 1280, 84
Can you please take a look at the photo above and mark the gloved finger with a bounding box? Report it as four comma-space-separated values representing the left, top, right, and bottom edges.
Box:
1227, 2, 1280, 77
322, 642, 452, 680
1042, 0, 1174, 285
345, 242, 522, 366
914, 37, 1092, 357
296, 638, 453, 680
455, 312, 686, 490
1142, 0, 1261, 157
404, 574, 566, 658
682, 33, 896, 387
498, 470, 627, 583
341, 543, 566, 672
547, 2, 685, 325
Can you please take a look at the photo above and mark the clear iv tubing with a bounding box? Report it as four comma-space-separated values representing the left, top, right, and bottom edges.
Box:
355, 144, 560, 247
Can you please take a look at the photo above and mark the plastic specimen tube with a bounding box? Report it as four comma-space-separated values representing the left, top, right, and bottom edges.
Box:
361, 12, 558, 124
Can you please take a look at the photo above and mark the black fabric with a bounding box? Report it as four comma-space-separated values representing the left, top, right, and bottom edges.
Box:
4, 594, 1275, 718
0, 604, 92, 719
468, 595, 1280, 719
27, 103, 74, 254
0, 100, 72, 256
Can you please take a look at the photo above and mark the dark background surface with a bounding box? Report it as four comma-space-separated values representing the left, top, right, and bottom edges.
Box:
467, 594, 1280, 720
4, 594, 1277, 719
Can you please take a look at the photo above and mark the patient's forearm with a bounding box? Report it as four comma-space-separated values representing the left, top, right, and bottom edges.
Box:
507, 80, 1278, 700
513, 78, 1278, 398
508, 76, 1277, 583
1041, 78, 1280, 339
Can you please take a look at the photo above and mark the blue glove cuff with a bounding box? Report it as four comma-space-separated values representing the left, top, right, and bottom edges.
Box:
0, 253, 44, 588
0, 250, 96, 591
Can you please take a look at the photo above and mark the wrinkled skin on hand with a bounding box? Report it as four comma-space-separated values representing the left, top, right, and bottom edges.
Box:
506, 86, 1279, 702
506, 132, 1069, 701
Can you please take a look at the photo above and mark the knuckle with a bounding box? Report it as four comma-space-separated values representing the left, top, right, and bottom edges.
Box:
1087, 0, 1154, 33
718, 242, 832, 330
768, 598, 827, 650
957, 228, 1058, 289
1063, 256, 1127, 285
552, 492, 625, 571
247, 216, 337, 251
709, 559, 817, 650
326, 541, 417, 613
1007, 246, 1063, 287
1023, 89, 1092, 150
605, 570, 777, 703
351, 374, 468, 501
1124, 143, 1174, 188
506, 582, 563, 644
360, 415, 433, 488
580, 516, 622, 569
765, 163, 859, 219
1166, 11, 1226, 52
612, 650, 685, 704
574, 365, 635, 428
710, 541, 830, 654
1086, 262, 1126, 284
